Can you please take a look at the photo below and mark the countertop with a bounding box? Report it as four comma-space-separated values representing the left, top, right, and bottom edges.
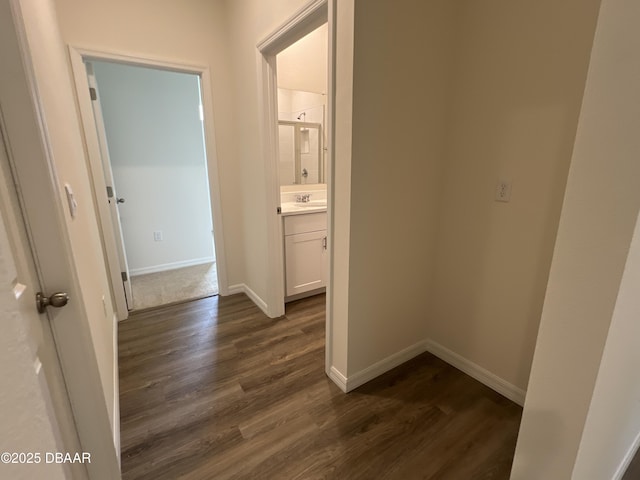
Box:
280, 201, 327, 216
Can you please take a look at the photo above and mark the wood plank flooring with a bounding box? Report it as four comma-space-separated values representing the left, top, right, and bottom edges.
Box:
623, 448, 640, 480
118, 293, 522, 479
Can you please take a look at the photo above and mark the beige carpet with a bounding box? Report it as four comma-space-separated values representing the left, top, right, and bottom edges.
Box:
130, 262, 218, 311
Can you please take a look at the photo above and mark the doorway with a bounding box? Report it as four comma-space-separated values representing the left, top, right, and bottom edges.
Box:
90, 61, 217, 311
69, 49, 229, 318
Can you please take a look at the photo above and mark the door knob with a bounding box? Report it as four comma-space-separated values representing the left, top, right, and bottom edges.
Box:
116, 198, 125, 204
36, 292, 69, 314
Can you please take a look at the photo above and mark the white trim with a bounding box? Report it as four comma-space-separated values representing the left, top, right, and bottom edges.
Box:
67, 45, 230, 301
227, 283, 270, 317
256, 0, 330, 353
71, 46, 209, 75
330, 337, 526, 405
257, 0, 328, 55
129, 257, 215, 276
226, 284, 245, 296
68, 50, 129, 321
112, 313, 120, 466
256, 49, 285, 318
199, 66, 230, 297
613, 430, 640, 480
325, 0, 354, 383
345, 340, 428, 392
324, 0, 337, 377
328, 366, 348, 392
423, 339, 527, 406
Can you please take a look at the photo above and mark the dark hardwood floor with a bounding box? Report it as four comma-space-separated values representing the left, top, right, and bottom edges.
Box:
118, 293, 522, 479
624, 448, 640, 480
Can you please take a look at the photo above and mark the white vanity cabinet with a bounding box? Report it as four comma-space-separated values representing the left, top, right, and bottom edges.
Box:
283, 212, 327, 298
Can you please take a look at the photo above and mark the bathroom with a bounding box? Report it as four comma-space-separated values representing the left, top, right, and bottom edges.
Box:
276, 23, 329, 303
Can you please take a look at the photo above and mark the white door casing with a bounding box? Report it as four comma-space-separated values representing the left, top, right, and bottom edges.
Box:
257, 0, 335, 375
1, 0, 121, 477
68, 46, 230, 304
257, 0, 329, 319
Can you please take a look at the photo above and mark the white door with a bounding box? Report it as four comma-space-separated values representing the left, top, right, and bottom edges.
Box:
0, 2, 120, 478
0, 125, 89, 480
86, 63, 134, 312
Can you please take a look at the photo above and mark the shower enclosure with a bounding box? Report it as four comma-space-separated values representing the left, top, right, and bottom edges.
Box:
278, 120, 323, 185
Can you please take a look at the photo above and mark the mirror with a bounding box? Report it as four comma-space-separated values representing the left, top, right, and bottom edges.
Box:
278, 121, 323, 185
276, 22, 328, 187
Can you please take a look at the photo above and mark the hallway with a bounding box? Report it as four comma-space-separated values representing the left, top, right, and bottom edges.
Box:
118, 294, 521, 479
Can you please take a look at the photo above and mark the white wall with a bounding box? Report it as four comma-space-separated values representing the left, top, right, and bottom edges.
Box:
511, 0, 640, 476
429, 0, 601, 391
50, 0, 603, 415
224, 0, 316, 303
573, 212, 640, 479
54, 0, 244, 288
330, 0, 355, 377
93, 61, 214, 274
345, 0, 455, 375
54, 0, 319, 302
331, 0, 600, 395
278, 89, 325, 123
277, 23, 327, 93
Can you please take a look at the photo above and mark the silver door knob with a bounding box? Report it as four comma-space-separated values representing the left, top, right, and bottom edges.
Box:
116, 198, 125, 204
36, 292, 69, 314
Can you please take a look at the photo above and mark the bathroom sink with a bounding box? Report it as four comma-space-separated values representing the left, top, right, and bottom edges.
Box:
280, 200, 327, 214
294, 200, 327, 208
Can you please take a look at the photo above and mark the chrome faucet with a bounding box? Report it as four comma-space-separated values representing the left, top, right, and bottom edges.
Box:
296, 193, 311, 203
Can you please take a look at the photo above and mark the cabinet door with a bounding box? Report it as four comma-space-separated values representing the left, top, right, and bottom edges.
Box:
285, 230, 327, 296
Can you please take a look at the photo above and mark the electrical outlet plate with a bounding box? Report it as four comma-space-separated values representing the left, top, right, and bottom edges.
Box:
495, 180, 512, 202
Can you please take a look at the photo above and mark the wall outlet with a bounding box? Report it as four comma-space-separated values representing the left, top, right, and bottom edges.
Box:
495, 180, 512, 203
153, 231, 163, 241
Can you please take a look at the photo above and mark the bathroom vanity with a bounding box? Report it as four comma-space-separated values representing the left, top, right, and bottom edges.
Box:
280, 198, 327, 300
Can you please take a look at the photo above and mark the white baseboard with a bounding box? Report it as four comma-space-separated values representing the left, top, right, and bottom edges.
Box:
345, 340, 429, 392
331, 337, 525, 405
613, 430, 640, 480
129, 256, 215, 276
226, 284, 244, 296
423, 338, 526, 406
112, 314, 120, 467
328, 366, 348, 392
227, 283, 269, 317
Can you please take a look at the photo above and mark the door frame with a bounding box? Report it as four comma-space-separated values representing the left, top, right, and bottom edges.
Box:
68, 46, 230, 318
256, 0, 335, 373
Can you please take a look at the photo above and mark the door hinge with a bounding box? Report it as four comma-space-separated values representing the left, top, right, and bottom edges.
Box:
121, 271, 128, 282
277, 206, 282, 214
106, 186, 114, 198
89, 87, 97, 101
